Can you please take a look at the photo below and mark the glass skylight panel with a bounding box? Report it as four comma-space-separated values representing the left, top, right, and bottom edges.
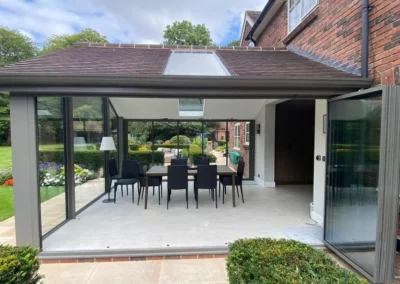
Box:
178, 99, 204, 117
163, 51, 231, 76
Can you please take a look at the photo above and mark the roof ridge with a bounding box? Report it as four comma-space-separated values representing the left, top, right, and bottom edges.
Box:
73, 42, 287, 51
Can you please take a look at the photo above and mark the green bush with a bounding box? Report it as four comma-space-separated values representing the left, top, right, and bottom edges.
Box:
0, 169, 12, 184
227, 238, 367, 284
127, 150, 164, 166
39, 150, 104, 171
0, 245, 43, 284
170, 135, 191, 145
129, 144, 140, 151
192, 137, 208, 150
217, 140, 226, 147
182, 145, 217, 163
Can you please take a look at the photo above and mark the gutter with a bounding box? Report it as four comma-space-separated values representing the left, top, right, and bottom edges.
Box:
361, 0, 371, 78
0, 73, 372, 99
245, 0, 277, 42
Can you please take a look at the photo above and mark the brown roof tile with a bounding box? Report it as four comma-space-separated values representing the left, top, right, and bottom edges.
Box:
0, 46, 171, 74
0, 44, 357, 78
216, 49, 357, 77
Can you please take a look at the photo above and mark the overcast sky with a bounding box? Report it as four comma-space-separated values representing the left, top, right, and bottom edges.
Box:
0, 0, 265, 46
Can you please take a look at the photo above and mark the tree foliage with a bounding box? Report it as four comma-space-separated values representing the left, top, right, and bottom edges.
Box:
0, 93, 10, 145
227, 40, 240, 46
0, 27, 38, 67
163, 20, 213, 46
41, 28, 108, 54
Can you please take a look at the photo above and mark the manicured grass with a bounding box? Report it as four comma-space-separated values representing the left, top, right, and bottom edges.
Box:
0, 146, 12, 169
0, 186, 65, 221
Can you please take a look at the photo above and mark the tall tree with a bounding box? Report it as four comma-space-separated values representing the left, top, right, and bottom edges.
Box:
227, 40, 240, 46
41, 28, 108, 54
163, 21, 213, 46
0, 27, 38, 67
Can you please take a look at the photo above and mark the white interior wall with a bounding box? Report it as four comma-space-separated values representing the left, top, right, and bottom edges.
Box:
312, 99, 327, 225
254, 101, 276, 187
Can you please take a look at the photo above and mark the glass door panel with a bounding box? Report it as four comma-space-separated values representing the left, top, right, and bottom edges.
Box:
325, 93, 382, 277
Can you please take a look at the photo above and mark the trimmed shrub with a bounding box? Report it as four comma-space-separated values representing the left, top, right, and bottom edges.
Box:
192, 137, 208, 150
182, 145, 217, 163
170, 135, 191, 145
129, 144, 140, 151
227, 238, 367, 284
39, 150, 103, 171
0, 245, 43, 284
127, 150, 164, 166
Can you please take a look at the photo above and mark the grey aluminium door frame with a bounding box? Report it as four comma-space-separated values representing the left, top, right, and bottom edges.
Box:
324, 86, 400, 283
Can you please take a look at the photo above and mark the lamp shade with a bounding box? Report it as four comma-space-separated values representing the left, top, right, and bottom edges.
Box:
100, 137, 116, 151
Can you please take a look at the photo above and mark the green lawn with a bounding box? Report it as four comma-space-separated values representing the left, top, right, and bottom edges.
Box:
0, 186, 65, 221
0, 146, 12, 169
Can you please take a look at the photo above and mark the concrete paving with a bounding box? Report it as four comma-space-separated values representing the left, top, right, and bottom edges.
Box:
39, 259, 228, 284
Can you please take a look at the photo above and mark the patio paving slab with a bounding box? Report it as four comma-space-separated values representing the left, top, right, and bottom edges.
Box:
39, 259, 228, 284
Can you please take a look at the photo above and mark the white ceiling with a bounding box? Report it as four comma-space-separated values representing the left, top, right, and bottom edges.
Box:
110, 98, 268, 120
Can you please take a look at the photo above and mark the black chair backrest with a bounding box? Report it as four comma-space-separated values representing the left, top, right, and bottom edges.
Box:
109, 158, 118, 177
196, 165, 217, 189
121, 160, 140, 179
194, 157, 210, 166
237, 161, 245, 179
167, 165, 188, 189
171, 158, 187, 165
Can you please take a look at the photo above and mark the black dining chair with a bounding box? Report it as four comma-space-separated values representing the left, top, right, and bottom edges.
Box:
167, 165, 189, 209
219, 161, 245, 204
171, 158, 188, 165
114, 160, 140, 204
137, 163, 163, 206
106, 158, 121, 201
194, 165, 217, 209
194, 157, 210, 166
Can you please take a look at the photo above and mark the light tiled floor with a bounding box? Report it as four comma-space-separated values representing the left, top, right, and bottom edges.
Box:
43, 184, 315, 252
0, 179, 105, 246
39, 258, 228, 284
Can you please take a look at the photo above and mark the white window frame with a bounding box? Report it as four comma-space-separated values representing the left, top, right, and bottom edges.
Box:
288, 0, 319, 33
245, 122, 250, 145
234, 123, 240, 150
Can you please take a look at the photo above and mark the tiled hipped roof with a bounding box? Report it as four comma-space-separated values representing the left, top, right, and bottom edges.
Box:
0, 43, 357, 78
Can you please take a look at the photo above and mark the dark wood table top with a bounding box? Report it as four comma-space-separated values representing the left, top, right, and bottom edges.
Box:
146, 165, 235, 176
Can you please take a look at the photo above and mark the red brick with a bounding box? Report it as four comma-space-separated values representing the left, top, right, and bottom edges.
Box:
95, 258, 112, 262
214, 254, 229, 258
165, 255, 181, 260
40, 259, 60, 264
78, 258, 95, 263
112, 257, 130, 262
181, 255, 199, 259
197, 254, 215, 259
146, 256, 164, 260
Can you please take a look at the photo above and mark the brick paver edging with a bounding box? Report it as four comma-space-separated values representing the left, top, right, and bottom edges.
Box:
39, 254, 229, 264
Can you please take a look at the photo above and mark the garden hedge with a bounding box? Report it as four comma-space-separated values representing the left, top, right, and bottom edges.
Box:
127, 150, 164, 165
0, 245, 42, 284
227, 238, 367, 284
151, 144, 190, 150
217, 140, 227, 147
39, 150, 164, 171
129, 144, 140, 151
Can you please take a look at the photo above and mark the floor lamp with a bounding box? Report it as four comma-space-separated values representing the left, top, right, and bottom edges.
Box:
100, 137, 116, 203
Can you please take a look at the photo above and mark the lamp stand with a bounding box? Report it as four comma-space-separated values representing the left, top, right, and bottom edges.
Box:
102, 149, 115, 203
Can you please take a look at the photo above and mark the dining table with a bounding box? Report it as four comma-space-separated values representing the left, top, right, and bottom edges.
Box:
144, 165, 236, 209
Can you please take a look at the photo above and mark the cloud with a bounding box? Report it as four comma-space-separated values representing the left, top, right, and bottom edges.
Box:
0, 0, 265, 45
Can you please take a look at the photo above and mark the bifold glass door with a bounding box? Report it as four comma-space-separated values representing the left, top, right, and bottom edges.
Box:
324, 86, 400, 283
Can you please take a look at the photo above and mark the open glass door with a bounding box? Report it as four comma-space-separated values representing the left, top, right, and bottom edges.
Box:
324, 86, 400, 283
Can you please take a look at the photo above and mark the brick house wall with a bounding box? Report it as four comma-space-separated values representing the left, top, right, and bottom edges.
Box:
240, 22, 253, 46
256, 4, 288, 48
252, 0, 400, 85
227, 122, 250, 178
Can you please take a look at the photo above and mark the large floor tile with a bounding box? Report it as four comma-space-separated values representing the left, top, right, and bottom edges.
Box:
40, 263, 98, 284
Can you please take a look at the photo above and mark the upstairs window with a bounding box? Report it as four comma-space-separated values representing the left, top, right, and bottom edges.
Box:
245, 122, 250, 144
234, 123, 240, 149
289, 0, 318, 32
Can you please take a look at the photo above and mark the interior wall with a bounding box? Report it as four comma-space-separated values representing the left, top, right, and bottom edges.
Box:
275, 100, 315, 185
312, 99, 327, 225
